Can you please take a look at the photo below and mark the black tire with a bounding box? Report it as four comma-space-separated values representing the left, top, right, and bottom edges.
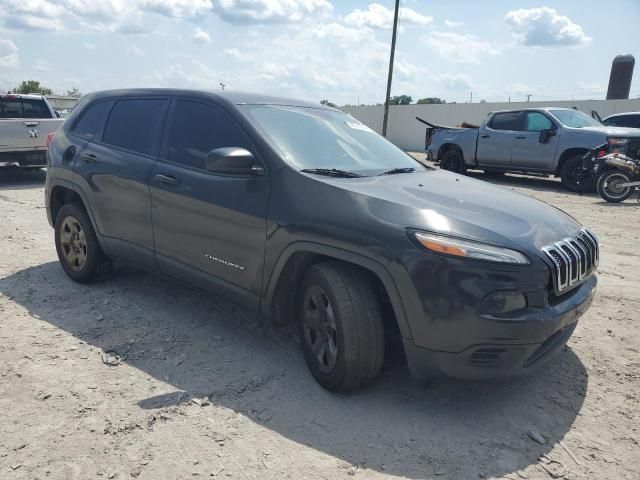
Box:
440, 148, 467, 174
560, 154, 587, 192
297, 262, 385, 392
54, 202, 109, 283
597, 170, 634, 203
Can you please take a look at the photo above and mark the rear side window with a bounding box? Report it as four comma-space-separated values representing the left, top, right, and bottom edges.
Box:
0, 97, 50, 118
72, 101, 112, 140
489, 112, 522, 131
524, 112, 553, 132
605, 115, 640, 128
164, 99, 250, 170
102, 99, 167, 155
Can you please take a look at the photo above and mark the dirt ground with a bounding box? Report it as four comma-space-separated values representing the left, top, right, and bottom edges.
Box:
0, 161, 638, 480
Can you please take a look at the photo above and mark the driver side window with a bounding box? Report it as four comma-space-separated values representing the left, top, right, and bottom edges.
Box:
524, 112, 553, 132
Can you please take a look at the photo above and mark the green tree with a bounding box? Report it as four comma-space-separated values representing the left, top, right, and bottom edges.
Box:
13, 80, 53, 95
389, 95, 412, 105
416, 97, 446, 104
320, 99, 337, 107
66, 88, 82, 98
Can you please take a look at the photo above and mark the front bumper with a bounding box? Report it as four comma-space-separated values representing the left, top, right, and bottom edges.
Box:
397, 254, 596, 380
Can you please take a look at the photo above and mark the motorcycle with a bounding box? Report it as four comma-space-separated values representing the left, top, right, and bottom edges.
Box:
581, 143, 640, 203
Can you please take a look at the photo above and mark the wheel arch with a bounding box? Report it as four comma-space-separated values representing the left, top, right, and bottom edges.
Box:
437, 142, 463, 161
556, 148, 589, 176
261, 243, 413, 340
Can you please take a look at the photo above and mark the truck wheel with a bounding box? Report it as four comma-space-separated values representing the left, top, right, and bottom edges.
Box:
297, 262, 384, 392
597, 170, 634, 203
441, 149, 466, 174
560, 154, 586, 192
55, 202, 109, 283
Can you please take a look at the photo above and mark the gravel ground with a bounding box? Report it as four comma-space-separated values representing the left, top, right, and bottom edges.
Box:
0, 163, 638, 480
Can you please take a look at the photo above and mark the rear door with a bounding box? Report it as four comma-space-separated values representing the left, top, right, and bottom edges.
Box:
510, 111, 560, 171
73, 97, 169, 270
150, 98, 270, 303
475, 111, 523, 167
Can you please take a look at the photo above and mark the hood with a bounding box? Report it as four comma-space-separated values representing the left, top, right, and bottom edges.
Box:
317, 170, 582, 253
578, 125, 640, 137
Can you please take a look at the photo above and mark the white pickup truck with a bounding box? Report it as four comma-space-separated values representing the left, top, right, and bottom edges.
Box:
0, 94, 64, 169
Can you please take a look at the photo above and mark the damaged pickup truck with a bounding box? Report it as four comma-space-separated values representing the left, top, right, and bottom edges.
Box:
424, 107, 640, 191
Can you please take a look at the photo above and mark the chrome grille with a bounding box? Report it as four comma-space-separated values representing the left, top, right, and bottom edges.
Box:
542, 228, 598, 294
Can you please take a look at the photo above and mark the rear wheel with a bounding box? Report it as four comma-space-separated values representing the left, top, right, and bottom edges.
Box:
560, 154, 587, 192
297, 262, 384, 392
55, 203, 109, 282
440, 148, 466, 174
597, 170, 634, 203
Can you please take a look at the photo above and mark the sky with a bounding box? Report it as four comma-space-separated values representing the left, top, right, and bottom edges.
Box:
1, 1, 639, 105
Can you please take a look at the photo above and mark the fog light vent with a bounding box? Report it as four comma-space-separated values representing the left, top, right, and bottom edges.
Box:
469, 348, 508, 367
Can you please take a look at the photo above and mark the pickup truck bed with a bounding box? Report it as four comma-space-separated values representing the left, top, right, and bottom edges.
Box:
0, 94, 64, 168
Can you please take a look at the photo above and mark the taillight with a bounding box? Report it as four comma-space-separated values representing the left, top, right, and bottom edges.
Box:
596, 150, 606, 157
427, 129, 434, 146
46, 132, 55, 148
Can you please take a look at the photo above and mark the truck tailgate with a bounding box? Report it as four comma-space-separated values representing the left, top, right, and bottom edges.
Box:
0, 119, 63, 151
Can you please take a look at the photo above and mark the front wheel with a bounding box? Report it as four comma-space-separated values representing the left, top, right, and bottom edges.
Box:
597, 170, 634, 203
297, 262, 385, 392
560, 154, 588, 192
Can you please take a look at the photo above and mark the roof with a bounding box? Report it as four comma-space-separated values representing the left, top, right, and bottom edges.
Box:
84, 88, 335, 111
603, 111, 640, 119
0, 93, 46, 99
488, 107, 580, 115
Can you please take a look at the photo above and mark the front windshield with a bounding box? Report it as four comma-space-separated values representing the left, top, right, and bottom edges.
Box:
548, 109, 602, 128
240, 105, 425, 176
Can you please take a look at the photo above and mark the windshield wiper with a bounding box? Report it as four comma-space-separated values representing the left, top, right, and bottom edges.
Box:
300, 168, 363, 178
378, 167, 415, 176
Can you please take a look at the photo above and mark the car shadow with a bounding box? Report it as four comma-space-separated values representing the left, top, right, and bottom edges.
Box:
0, 167, 46, 190
0, 262, 588, 479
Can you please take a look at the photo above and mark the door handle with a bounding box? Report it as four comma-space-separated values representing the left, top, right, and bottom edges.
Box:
155, 174, 179, 186
515, 135, 526, 139
80, 153, 98, 164
481, 134, 490, 138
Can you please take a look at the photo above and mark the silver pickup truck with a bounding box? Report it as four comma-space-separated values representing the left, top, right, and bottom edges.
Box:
0, 94, 64, 169
426, 107, 640, 191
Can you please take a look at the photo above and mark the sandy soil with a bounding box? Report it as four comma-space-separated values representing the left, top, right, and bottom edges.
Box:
0, 164, 638, 480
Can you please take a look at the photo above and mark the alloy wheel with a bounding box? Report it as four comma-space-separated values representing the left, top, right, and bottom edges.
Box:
59, 216, 87, 272
302, 285, 338, 373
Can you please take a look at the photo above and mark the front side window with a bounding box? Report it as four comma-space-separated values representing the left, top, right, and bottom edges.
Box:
489, 112, 522, 131
524, 112, 553, 132
164, 100, 250, 170
102, 99, 167, 155
240, 105, 424, 175
72, 101, 112, 140
548, 109, 602, 128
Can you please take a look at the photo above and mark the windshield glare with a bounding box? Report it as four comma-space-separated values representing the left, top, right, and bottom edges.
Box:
548, 109, 602, 128
241, 105, 424, 175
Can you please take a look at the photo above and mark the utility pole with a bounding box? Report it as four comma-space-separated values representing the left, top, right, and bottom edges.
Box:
382, 0, 400, 137
470, 91, 473, 103
526, 94, 532, 102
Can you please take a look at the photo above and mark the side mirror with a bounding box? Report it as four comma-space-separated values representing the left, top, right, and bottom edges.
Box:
538, 128, 556, 144
205, 147, 264, 176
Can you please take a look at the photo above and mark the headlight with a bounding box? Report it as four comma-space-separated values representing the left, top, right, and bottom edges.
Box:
414, 232, 530, 264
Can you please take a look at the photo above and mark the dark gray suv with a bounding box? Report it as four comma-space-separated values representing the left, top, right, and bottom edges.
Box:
46, 89, 598, 391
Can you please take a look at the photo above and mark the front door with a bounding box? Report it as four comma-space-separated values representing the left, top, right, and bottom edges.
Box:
510, 111, 560, 171
150, 98, 270, 303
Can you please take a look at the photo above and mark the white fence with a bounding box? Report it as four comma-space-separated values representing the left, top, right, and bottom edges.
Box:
341, 99, 640, 151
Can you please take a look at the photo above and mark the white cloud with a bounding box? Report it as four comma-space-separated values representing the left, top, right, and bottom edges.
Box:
82, 42, 95, 49
444, 19, 463, 28
423, 31, 500, 64
224, 48, 246, 60
0, 39, 19, 69
192, 27, 210, 44
34, 59, 50, 72
259, 63, 291, 81
344, 3, 433, 29
141, 0, 213, 19
216, 0, 333, 24
504, 7, 591, 46
129, 46, 145, 56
